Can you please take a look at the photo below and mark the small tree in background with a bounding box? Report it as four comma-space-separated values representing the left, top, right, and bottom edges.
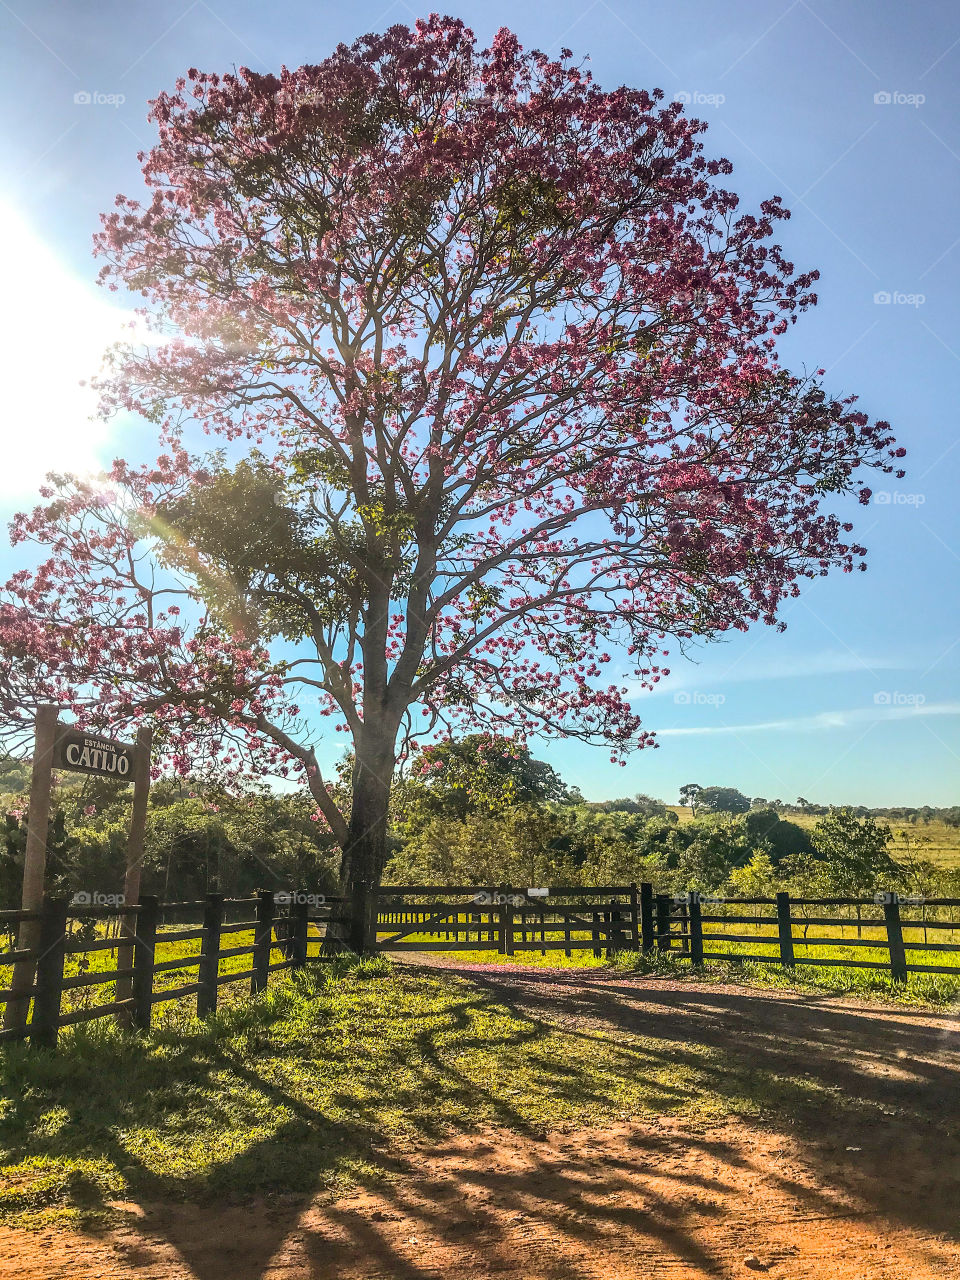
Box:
0, 19, 900, 947
729, 849, 777, 898
811, 808, 900, 936
397, 734, 570, 826
741, 807, 812, 863
810, 809, 899, 894
679, 784, 703, 817
696, 785, 751, 816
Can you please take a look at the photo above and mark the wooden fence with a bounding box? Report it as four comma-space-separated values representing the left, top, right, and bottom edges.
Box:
0, 891, 340, 1049
5, 883, 958, 1052
375, 884, 960, 982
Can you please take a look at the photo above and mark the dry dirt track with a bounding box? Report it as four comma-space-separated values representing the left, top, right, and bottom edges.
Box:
1, 959, 959, 1280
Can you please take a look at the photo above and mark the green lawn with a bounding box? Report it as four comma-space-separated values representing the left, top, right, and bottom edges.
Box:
0, 958, 877, 1231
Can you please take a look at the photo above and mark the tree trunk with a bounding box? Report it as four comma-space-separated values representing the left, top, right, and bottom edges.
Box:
339, 735, 395, 953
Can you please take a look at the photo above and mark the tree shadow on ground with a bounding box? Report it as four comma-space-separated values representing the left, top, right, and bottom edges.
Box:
0, 962, 957, 1279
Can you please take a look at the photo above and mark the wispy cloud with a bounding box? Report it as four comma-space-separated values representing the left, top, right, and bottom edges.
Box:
656, 701, 960, 737
631, 649, 915, 699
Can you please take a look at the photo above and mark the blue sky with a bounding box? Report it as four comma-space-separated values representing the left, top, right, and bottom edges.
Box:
0, 0, 957, 806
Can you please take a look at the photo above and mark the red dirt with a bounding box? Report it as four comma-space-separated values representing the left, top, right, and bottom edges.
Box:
1, 960, 958, 1279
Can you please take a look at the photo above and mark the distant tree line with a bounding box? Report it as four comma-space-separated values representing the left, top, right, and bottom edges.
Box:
672, 780, 960, 826
386, 739, 959, 900
0, 740, 956, 908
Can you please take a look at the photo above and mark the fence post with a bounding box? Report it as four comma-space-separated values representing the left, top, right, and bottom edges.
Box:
496, 888, 515, 955
504, 891, 515, 957
30, 896, 68, 1050
592, 911, 602, 958
882, 892, 908, 983
688, 892, 704, 966
197, 893, 224, 1018
291, 894, 309, 968
252, 890, 274, 995
131, 895, 158, 1031
364, 891, 379, 955
776, 891, 795, 969
640, 883, 655, 954
116, 724, 153, 1007
655, 894, 671, 952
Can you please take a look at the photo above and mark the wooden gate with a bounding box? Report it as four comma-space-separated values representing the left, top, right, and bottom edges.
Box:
375, 886, 642, 955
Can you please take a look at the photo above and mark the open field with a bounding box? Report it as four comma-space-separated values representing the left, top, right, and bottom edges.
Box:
1, 959, 959, 1278
667, 807, 960, 866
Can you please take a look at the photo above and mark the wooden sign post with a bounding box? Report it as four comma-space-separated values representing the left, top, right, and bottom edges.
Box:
116, 725, 153, 1009
4, 705, 58, 1030
3, 712, 152, 1032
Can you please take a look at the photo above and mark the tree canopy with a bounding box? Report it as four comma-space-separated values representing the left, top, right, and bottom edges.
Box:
0, 18, 900, 943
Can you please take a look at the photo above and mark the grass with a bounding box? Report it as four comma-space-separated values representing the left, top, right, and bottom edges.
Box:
0, 956, 877, 1231
612, 947, 960, 1006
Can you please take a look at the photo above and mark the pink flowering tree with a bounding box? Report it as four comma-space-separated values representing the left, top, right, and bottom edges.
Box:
0, 18, 901, 948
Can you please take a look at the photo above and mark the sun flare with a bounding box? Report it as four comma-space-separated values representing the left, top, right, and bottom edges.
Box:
0, 201, 145, 503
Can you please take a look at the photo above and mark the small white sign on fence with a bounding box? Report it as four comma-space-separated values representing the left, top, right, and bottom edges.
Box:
527, 887, 549, 898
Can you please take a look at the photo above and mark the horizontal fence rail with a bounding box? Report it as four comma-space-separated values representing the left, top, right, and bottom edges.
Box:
375, 885, 960, 982
0, 890, 345, 1050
